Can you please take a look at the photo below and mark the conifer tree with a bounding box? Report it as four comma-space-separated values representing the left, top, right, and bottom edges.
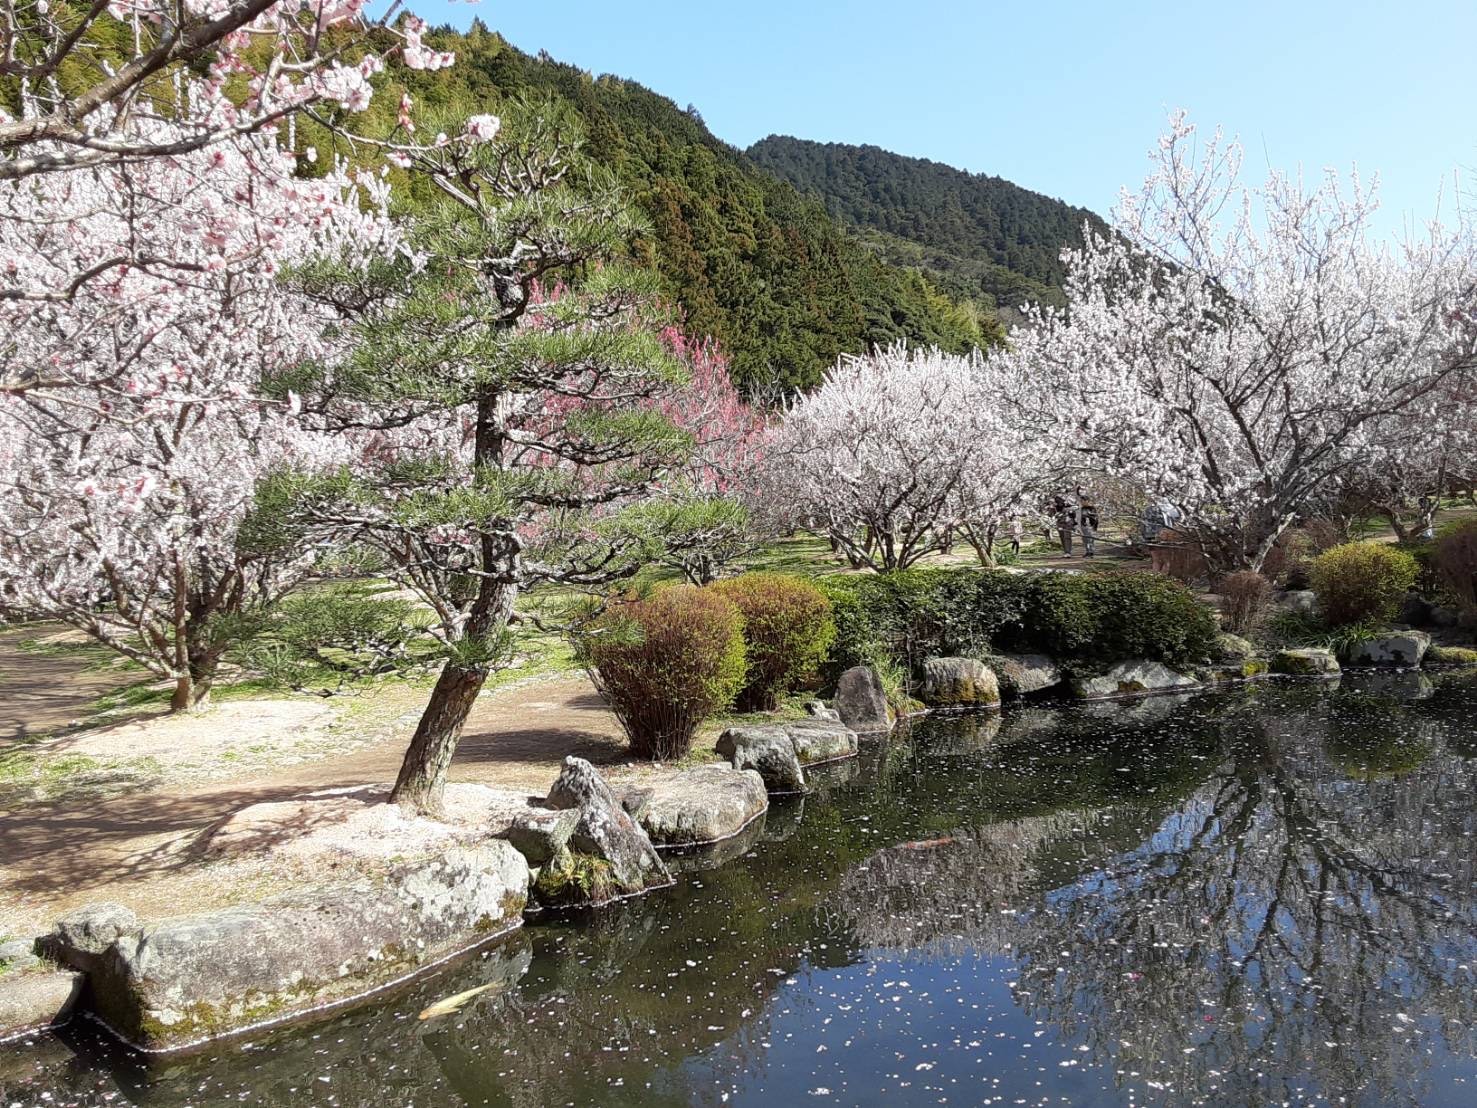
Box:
288, 100, 695, 814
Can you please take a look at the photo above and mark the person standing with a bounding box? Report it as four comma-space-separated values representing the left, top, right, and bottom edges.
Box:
1074, 487, 1099, 558
1079, 500, 1099, 557
1053, 496, 1075, 556
1009, 514, 1023, 557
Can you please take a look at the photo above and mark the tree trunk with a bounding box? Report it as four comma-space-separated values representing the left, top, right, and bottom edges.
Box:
391, 391, 520, 816
168, 639, 221, 713
389, 660, 489, 815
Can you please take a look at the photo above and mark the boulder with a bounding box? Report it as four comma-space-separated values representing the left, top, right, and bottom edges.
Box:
638, 765, 769, 847
1276, 589, 1318, 615
1270, 647, 1341, 677
716, 725, 806, 793
783, 719, 859, 765
1070, 660, 1199, 700
502, 808, 579, 867
1431, 605, 1462, 628
988, 652, 1061, 697
1213, 632, 1257, 661
41, 903, 138, 974
1398, 594, 1434, 627
74, 843, 529, 1051
1340, 630, 1431, 668
919, 657, 1001, 707
833, 664, 893, 732
803, 700, 841, 722
535, 757, 671, 907
0, 970, 83, 1042
1200, 658, 1270, 683
0, 939, 41, 976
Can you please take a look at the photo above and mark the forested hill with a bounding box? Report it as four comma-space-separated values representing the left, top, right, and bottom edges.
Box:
386, 22, 994, 393
745, 136, 1109, 315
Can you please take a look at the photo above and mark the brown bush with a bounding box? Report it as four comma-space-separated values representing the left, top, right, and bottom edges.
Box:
578, 587, 746, 761
1217, 571, 1272, 636
1434, 520, 1477, 619
1148, 529, 1210, 583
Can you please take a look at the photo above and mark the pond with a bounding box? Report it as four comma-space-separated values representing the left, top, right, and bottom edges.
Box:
6, 671, 1477, 1107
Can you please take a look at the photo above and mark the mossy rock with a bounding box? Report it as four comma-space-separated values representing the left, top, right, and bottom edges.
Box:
531, 847, 623, 908
1427, 645, 1477, 666
1270, 648, 1340, 677
1213, 632, 1257, 661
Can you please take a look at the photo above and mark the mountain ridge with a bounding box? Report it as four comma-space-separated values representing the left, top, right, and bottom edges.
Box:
745, 134, 1108, 317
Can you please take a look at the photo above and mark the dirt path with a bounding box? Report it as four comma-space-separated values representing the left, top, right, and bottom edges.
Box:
0, 628, 139, 743
0, 673, 645, 938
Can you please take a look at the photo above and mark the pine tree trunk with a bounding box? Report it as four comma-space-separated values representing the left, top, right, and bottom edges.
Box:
389, 660, 489, 815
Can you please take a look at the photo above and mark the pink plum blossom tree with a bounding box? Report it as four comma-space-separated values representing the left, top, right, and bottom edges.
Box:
0, 125, 397, 710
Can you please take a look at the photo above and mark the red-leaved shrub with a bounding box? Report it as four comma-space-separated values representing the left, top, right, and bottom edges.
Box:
1434, 520, 1477, 620
579, 587, 746, 760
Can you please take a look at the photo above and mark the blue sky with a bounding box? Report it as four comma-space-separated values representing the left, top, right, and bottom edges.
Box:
414, 0, 1476, 238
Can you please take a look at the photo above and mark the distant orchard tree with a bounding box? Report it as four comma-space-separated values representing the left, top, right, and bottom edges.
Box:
763, 343, 1046, 571
1009, 112, 1477, 572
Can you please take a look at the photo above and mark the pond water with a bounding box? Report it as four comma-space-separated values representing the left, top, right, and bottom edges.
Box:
7, 671, 1477, 1107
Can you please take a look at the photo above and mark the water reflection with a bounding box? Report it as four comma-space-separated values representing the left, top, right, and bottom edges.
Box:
6, 673, 1477, 1106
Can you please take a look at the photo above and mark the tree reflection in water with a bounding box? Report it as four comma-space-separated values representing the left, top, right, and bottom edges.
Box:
846, 677, 1477, 1106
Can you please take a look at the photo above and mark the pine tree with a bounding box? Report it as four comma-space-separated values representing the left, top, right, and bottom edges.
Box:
287, 99, 695, 814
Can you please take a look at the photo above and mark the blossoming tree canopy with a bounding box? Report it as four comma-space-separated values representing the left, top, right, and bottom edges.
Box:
0, 127, 398, 710
1009, 112, 1477, 572
0, 0, 456, 180
280, 101, 703, 815
767, 342, 1048, 572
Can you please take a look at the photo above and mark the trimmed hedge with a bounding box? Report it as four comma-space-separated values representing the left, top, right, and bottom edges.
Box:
710, 573, 835, 710
578, 587, 746, 761
819, 567, 1218, 675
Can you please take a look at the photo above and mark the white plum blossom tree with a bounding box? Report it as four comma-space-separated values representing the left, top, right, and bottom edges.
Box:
0, 126, 398, 710
0, 0, 453, 181
764, 343, 1047, 572
1008, 113, 1477, 573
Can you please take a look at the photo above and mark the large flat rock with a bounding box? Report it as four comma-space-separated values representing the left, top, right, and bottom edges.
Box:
1071, 660, 1199, 699
782, 719, 859, 765
1271, 648, 1341, 678
639, 765, 768, 847
0, 969, 83, 1042
52, 841, 529, 1052
1340, 631, 1431, 668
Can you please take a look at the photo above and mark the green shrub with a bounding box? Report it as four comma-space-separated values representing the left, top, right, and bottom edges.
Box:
1051, 571, 1219, 666
710, 573, 835, 710
1434, 520, 1477, 619
1308, 542, 1419, 626
578, 587, 745, 761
